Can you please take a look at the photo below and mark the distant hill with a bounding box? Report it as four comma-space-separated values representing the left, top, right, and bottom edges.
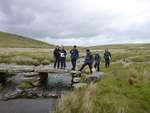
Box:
90, 43, 150, 50
0, 32, 54, 48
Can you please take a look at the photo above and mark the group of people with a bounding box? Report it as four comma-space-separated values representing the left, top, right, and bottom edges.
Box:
53, 45, 111, 74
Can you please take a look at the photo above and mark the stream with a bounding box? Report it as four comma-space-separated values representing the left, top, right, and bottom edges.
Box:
0, 98, 57, 113
0, 61, 100, 113
0, 68, 73, 113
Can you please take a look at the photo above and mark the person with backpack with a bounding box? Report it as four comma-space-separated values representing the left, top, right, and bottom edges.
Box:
79, 49, 94, 74
59, 45, 67, 69
53, 45, 60, 69
104, 48, 111, 68
70, 45, 79, 70
94, 52, 101, 71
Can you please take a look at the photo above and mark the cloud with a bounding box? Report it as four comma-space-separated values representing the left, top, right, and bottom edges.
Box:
0, 0, 150, 46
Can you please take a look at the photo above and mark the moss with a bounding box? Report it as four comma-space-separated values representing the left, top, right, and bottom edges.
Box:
18, 81, 33, 89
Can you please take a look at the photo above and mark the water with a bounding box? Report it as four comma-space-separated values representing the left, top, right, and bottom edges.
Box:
0, 98, 57, 113
0, 72, 72, 113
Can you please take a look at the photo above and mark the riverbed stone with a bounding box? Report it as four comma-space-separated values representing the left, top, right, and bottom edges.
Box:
73, 77, 81, 83
86, 72, 104, 83
73, 83, 87, 89
23, 72, 39, 77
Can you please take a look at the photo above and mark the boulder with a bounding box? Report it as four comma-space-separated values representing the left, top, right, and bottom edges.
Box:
73, 77, 81, 83
23, 72, 39, 77
73, 83, 87, 89
70, 71, 81, 77
86, 72, 104, 83
47, 73, 72, 89
7, 73, 40, 87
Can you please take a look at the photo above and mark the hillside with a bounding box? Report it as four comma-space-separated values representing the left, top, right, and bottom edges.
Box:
0, 32, 54, 48
90, 43, 150, 50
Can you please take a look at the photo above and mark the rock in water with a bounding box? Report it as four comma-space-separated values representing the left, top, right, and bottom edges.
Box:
86, 72, 104, 83
73, 77, 81, 83
47, 73, 72, 89
23, 72, 39, 77
73, 83, 87, 89
70, 71, 81, 77
7, 73, 39, 86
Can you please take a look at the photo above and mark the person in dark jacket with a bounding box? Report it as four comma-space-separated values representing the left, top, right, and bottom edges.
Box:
70, 45, 79, 70
79, 49, 94, 74
53, 46, 60, 69
104, 48, 111, 68
94, 52, 101, 72
59, 46, 67, 69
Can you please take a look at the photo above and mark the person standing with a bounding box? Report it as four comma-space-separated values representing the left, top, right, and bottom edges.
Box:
60, 46, 67, 69
104, 48, 111, 68
53, 45, 60, 69
70, 45, 79, 70
79, 49, 94, 74
94, 52, 101, 72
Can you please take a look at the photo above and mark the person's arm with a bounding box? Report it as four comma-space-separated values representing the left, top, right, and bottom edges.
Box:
109, 52, 111, 57
64, 50, 67, 56
91, 54, 94, 64
77, 50, 79, 58
70, 49, 72, 54
53, 49, 56, 57
99, 55, 101, 62
109, 52, 112, 61
104, 53, 106, 59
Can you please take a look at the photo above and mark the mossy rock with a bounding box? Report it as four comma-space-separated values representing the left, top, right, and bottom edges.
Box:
18, 81, 33, 89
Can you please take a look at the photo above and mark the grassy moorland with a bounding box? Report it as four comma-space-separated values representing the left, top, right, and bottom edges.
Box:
0, 32, 52, 48
0, 31, 150, 113
0, 32, 85, 65
0, 32, 54, 65
54, 64, 150, 113
53, 44, 150, 113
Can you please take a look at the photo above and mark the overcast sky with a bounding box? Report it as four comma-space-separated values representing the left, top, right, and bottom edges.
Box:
0, 0, 150, 46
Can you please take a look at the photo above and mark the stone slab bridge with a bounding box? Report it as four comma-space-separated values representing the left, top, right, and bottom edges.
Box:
0, 64, 83, 88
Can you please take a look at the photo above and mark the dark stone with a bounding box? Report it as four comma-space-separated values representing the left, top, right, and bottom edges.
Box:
0, 72, 7, 86
39, 72, 48, 88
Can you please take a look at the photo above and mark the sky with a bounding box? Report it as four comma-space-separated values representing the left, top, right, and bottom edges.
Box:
0, 0, 150, 46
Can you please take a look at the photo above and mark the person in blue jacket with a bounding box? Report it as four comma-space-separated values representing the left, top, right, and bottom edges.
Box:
79, 49, 94, 74
94, 52, 101, 72
70, 45, 79, 70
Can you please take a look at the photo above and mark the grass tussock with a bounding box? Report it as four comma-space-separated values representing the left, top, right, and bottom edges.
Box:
54, 84, 96, 113
53, 63, 150, 113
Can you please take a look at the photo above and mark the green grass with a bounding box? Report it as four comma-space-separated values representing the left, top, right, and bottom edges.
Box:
53, 63, 150, 113
0, 31, 53, 48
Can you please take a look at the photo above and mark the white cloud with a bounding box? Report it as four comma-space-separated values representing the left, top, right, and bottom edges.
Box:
0, 0, 150, 46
